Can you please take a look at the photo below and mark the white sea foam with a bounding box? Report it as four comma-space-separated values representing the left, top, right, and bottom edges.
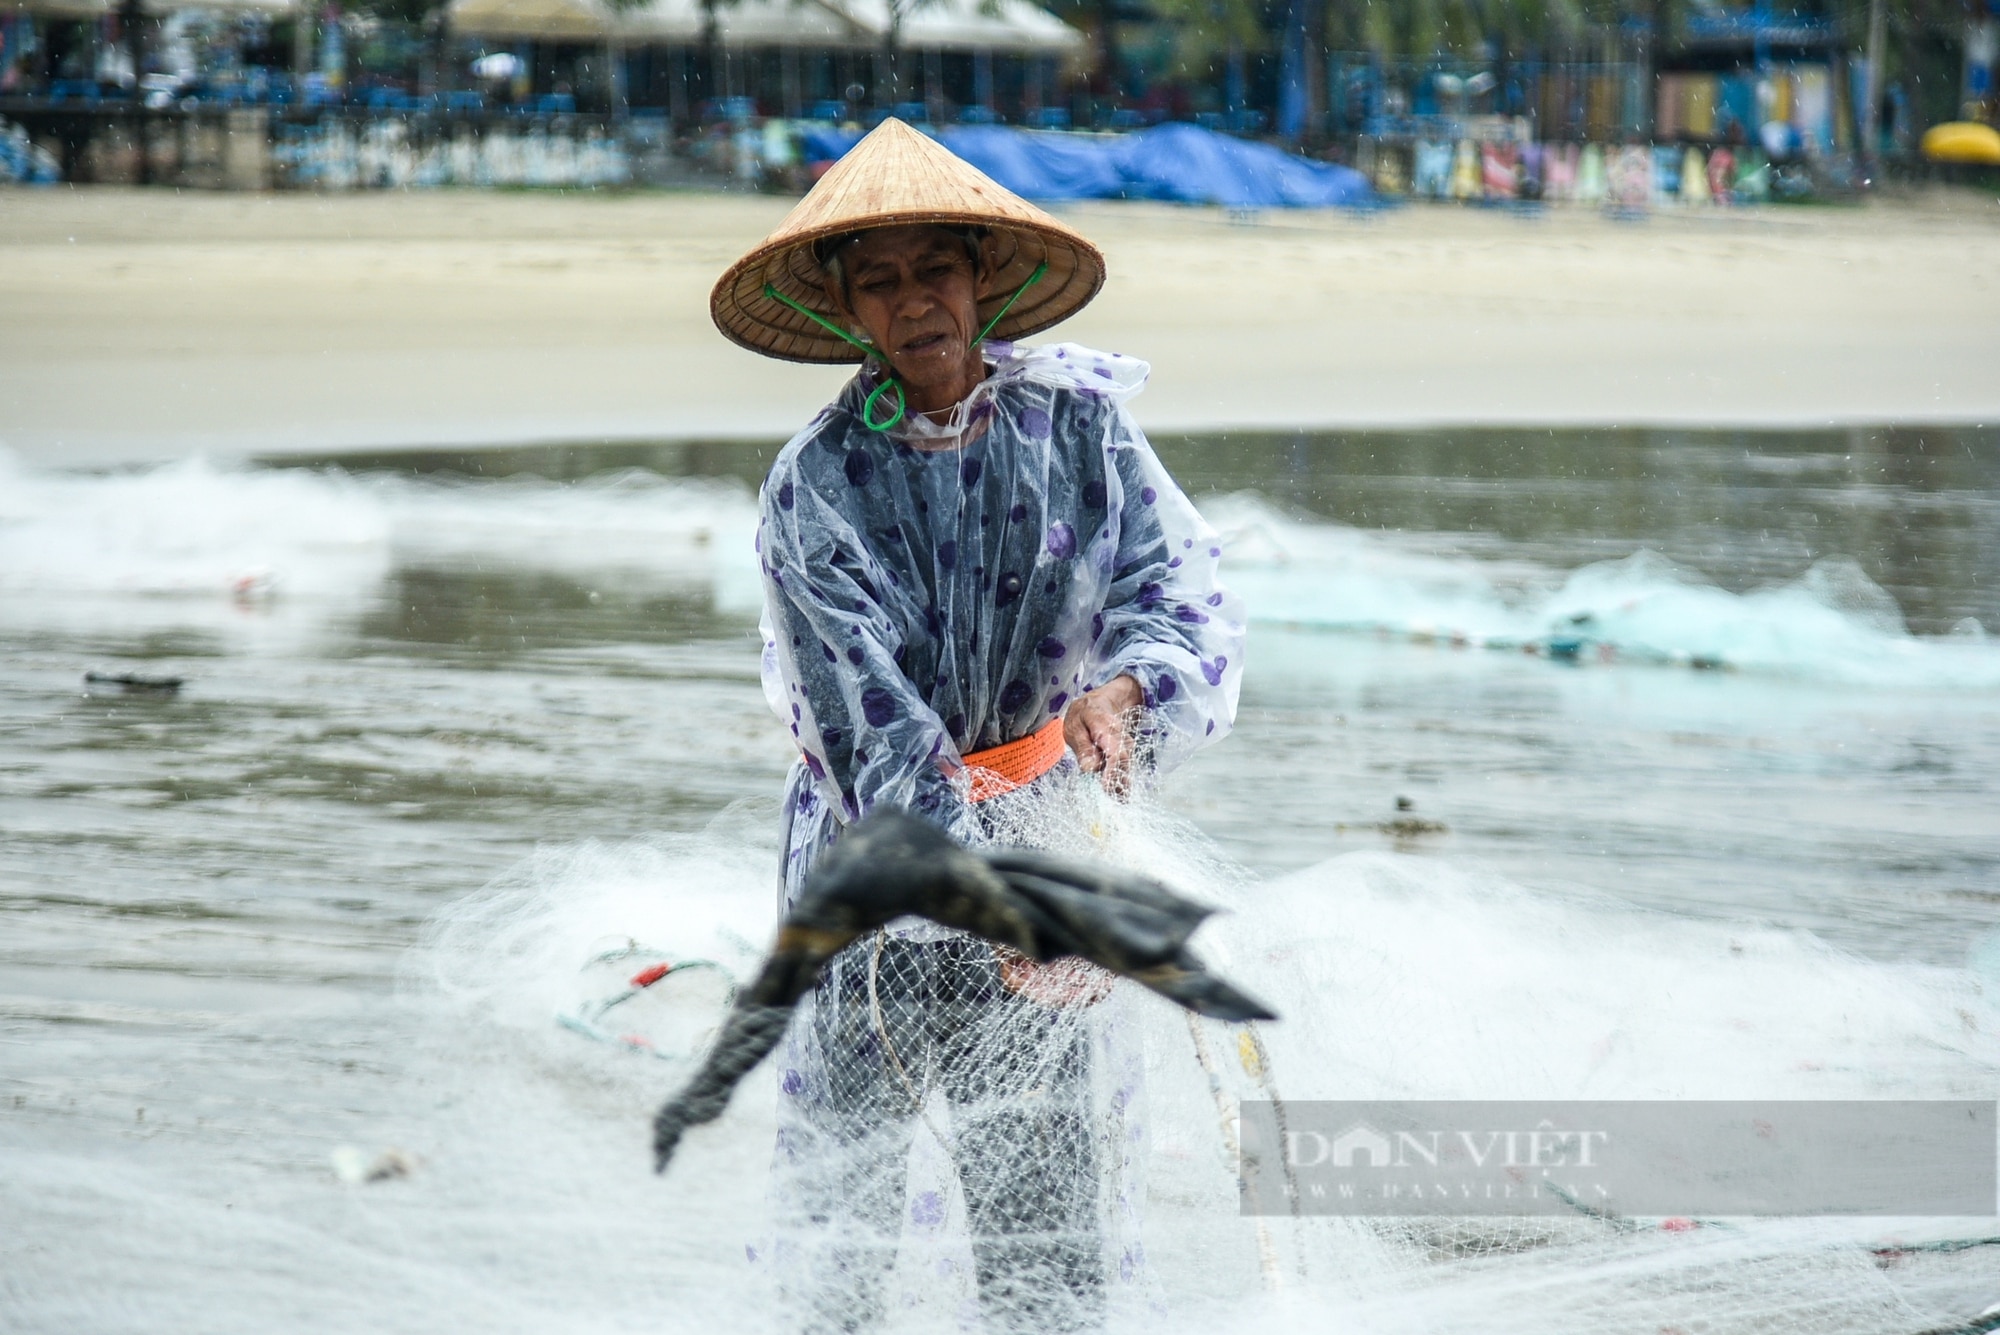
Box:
374, 467, 759, 595
0, 452, 761, 647
417, 805, 777, 1051
7, 454, 1995, 691
1209, 494, 2000, 690
0, 454, 395, 603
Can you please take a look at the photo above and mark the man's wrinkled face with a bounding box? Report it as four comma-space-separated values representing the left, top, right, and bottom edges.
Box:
828, 225, 993, 396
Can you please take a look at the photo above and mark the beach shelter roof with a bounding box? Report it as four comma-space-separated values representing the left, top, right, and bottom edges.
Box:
143, 0, 302, 13
448, 0, 1079, 52
0, 0, 113, 18
2, 0, 301, 16
832, 0, 1083, 54
449, 0, 615, 42
613, 0, 874, 48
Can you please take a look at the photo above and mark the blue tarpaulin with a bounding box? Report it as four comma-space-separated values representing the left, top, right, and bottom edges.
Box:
1107, 122, 1371, 208
938, 125, 1127, 201
796, 121, 1370, 209
798, 124, 863, 164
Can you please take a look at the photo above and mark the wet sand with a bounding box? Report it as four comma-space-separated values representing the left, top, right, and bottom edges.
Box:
2, 186, 1995, 465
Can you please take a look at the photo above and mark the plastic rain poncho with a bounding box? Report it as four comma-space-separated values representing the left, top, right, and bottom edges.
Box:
752, 340, 1245, 1329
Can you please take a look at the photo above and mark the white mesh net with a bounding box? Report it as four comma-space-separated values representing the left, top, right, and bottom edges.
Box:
769, 935, 1144, 1332
427, 788, 2000, 1335
764, 773, 1154, 1333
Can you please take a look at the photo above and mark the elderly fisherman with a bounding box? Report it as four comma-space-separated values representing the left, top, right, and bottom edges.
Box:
709, 119, 1244, 1332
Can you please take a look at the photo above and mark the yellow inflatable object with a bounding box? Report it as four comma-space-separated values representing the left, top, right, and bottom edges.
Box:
1450, 139, 1481, 200
1921, 121, 2000, 165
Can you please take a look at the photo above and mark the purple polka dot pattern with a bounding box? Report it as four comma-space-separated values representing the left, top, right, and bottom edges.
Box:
763, 343, 1239, 1273
762, 341, 1242, 960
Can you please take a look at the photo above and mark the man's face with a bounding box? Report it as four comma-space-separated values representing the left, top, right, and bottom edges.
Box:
828, 225, 993, 397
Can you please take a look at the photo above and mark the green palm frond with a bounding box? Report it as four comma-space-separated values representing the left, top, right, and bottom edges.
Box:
1151, 0, 1268, 76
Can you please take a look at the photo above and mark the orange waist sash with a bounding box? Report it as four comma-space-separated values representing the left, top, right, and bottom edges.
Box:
960, 716, 1068, 803
803, 716, 1068, 804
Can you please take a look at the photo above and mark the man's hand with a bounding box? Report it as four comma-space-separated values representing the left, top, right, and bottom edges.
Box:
1064, 673, 1143, 798
993, 946, 1115, 1008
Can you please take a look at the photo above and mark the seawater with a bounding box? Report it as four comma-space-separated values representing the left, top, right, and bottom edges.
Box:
3, 426, 1999, 1334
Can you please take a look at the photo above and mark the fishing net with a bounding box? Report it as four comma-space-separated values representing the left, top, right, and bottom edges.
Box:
763, 772, 1153, 1334
460, 793, 2000, 1335
769, 776, 2000, 1335
766, 936, 1147, 1332
556, 943, 738, 1062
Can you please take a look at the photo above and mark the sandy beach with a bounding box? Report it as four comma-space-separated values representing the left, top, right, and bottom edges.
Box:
2, 186, 1995, 465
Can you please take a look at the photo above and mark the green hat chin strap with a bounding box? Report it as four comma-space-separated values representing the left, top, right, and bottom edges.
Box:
972, 259, 1048, 344
761, 260, 1049, 435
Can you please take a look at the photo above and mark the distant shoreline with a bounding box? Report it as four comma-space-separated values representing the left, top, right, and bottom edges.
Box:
3, 188, 1995, 468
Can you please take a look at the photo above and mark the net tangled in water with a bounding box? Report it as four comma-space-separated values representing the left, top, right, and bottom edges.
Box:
451, 790, 2000, 1335
761, 780, 1189, 1332
772, 932, 1135, 1332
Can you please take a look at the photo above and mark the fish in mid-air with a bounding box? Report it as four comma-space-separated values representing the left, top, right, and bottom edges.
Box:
651, 807, 1274, 1172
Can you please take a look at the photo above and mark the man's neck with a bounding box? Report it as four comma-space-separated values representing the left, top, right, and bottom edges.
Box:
901, 349, 988, 419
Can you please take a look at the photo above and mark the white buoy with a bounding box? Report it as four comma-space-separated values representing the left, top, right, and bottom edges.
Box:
1576, 143, 1608, 203
1681, 146, 1711, 205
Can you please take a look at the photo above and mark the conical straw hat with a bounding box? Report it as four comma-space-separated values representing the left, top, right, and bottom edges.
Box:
711, 118, 1106, 364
